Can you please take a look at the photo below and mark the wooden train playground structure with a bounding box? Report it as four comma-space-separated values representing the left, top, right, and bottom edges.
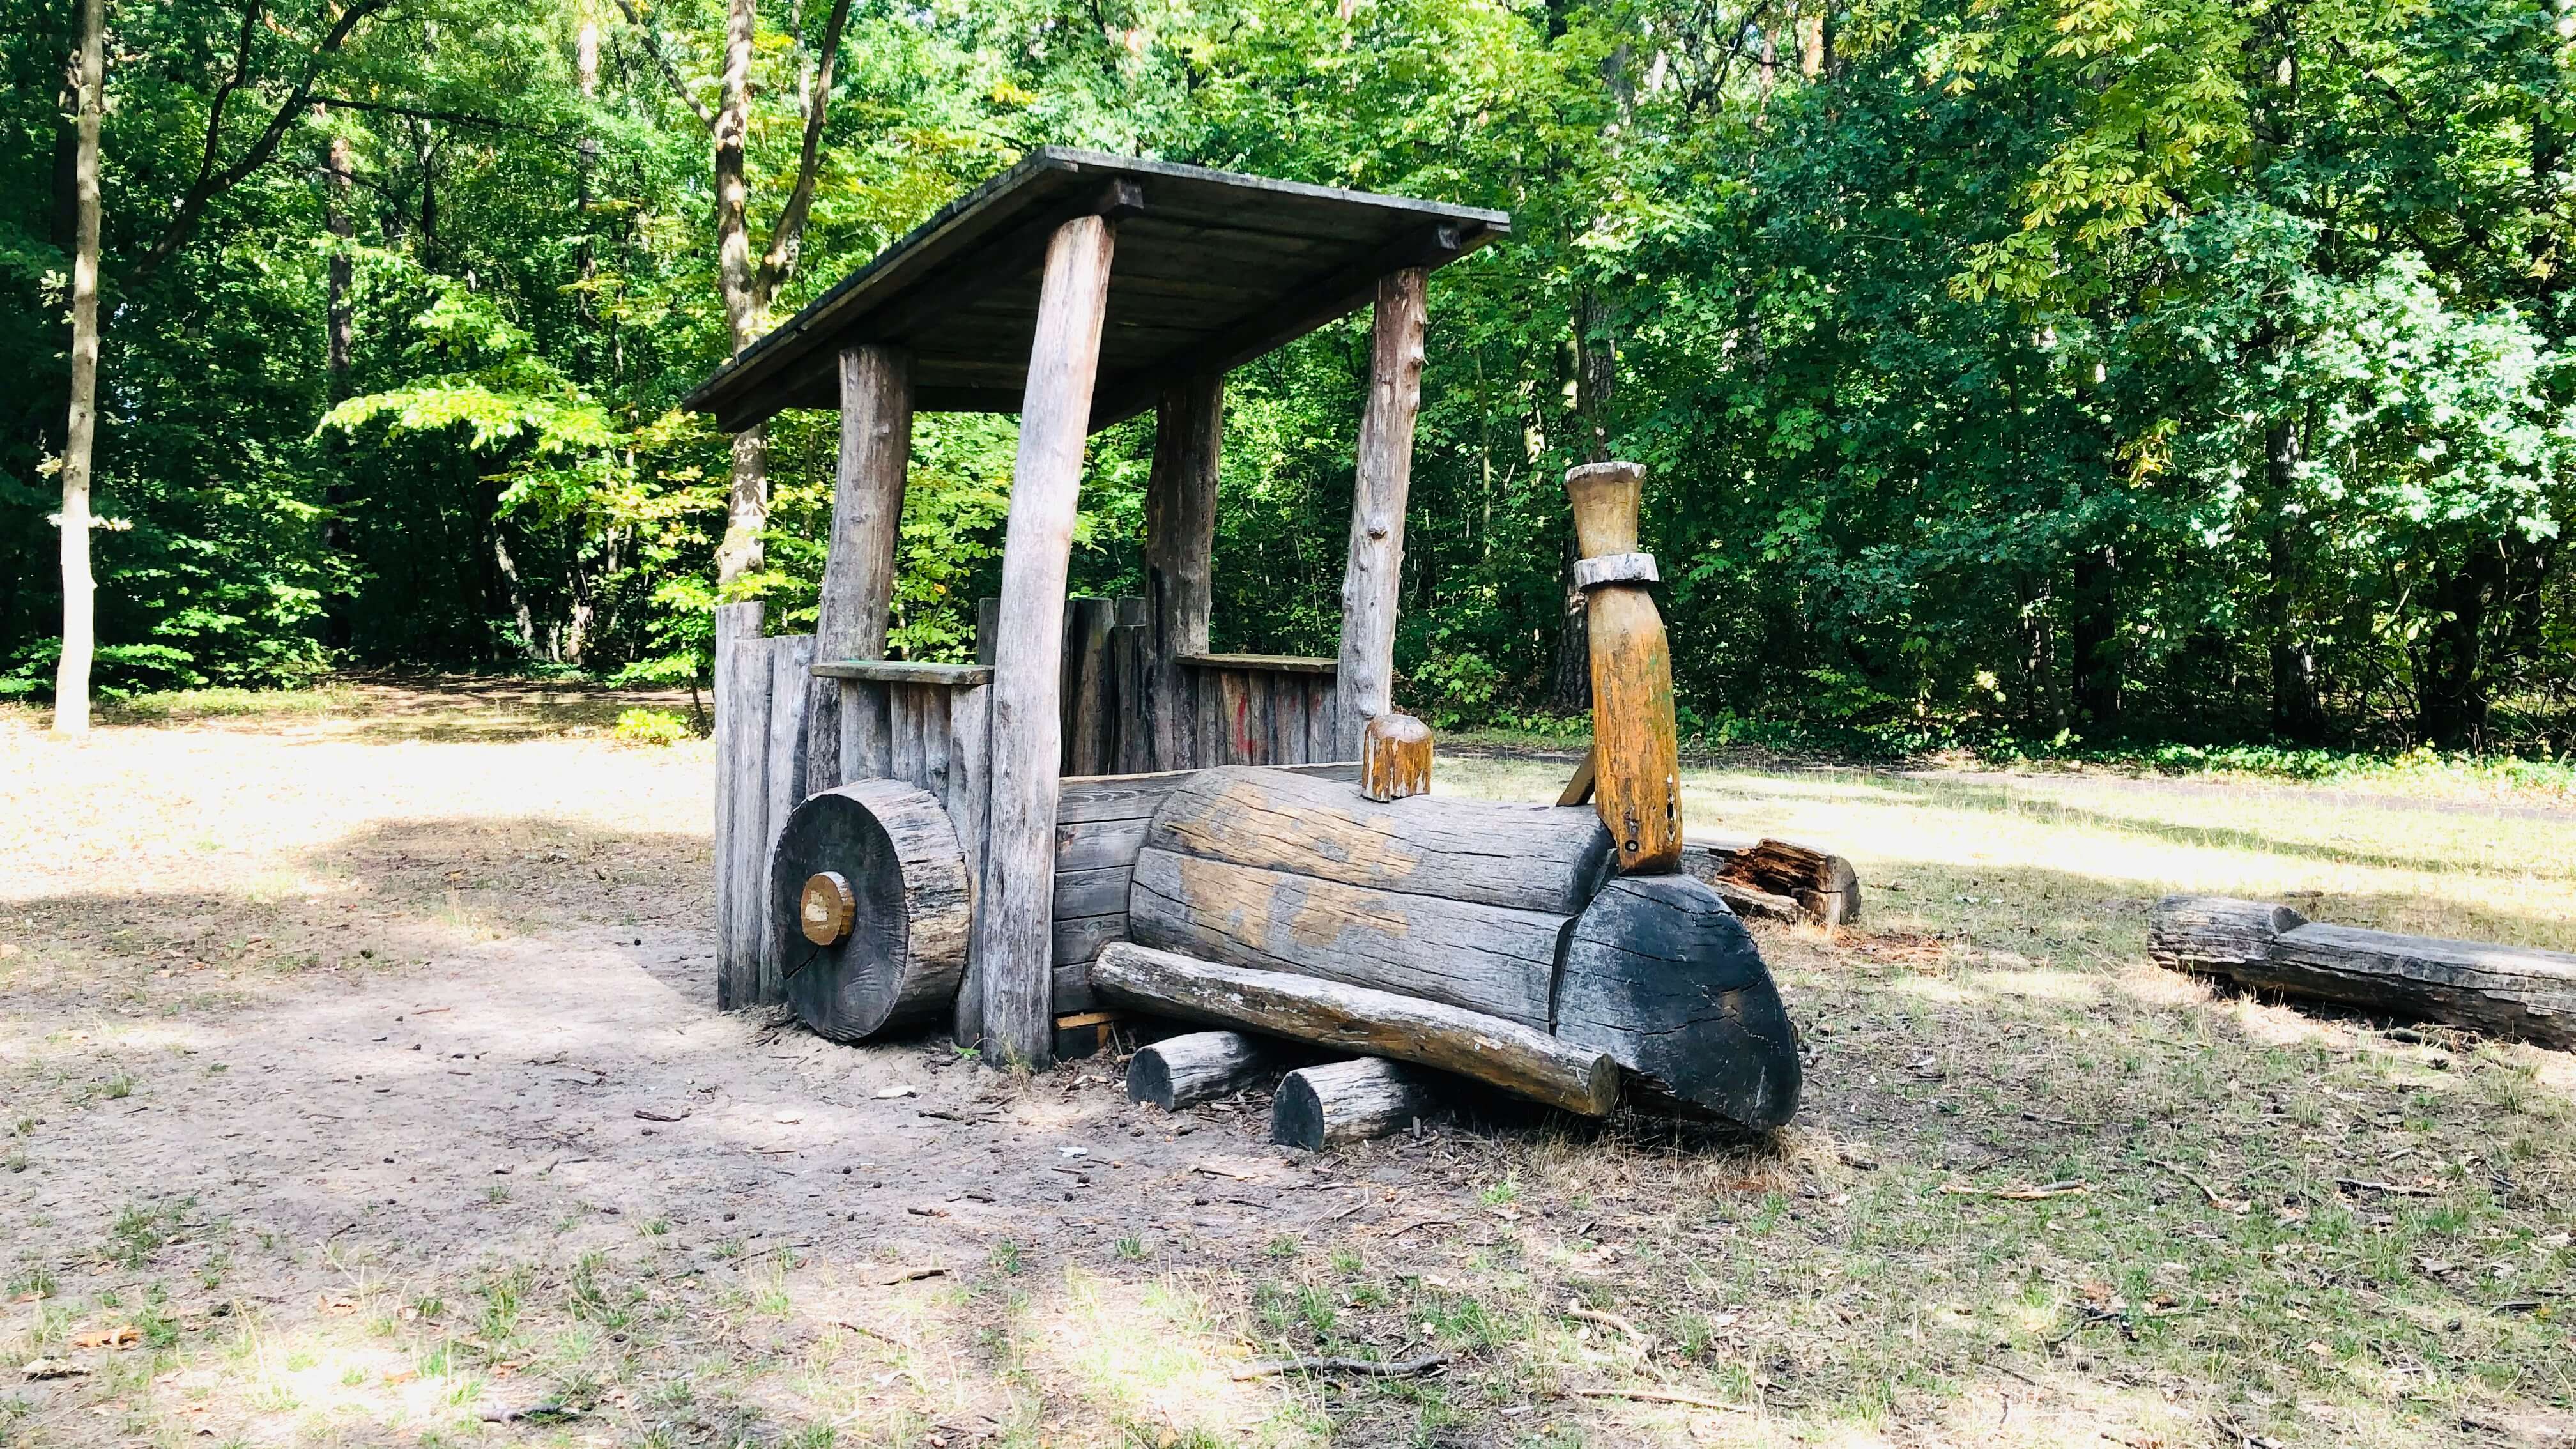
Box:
691, 150, 1866, 1149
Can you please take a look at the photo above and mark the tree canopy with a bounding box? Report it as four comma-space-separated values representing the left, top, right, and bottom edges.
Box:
3, 0, 2570, 752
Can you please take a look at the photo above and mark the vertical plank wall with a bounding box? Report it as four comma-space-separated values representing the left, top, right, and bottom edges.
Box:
713, 606, 811, 1011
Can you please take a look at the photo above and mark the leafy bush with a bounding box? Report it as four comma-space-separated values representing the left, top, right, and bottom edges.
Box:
610, 708, 696, 748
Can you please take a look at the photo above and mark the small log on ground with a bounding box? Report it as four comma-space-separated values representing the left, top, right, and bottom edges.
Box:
1127, 1029, 1280, 1109
769, 779, 971, 1041
1556, 874, 1804, 1129
1091, 942, 1620, 1116
1272, 1057, 1439, 1149
2151, 896, 2576, 1050
1682, 838, 1862, 926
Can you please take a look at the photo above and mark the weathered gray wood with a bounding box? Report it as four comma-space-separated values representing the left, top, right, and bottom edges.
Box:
2147, 896, 2308, 975
1330, 268, 1427, 757
1112, 604, 1150, 774
803, 344, 913, 795
1247, 669, 1278, 765
1678, 838, 1864, 926
1217, 669, 1252, 765
1064, 596, 1115, 776
713, 601, 765, 1010
1556, 874, 1804, 1129
1091, 943, 1620, 1116
1145, 375, 1221, 772
1129, 850, 1570, 1027
1128, 1029, 1279, 1110
969, 211, 1118, 1068
1192, 664, 1224, 770
758, 634, 816, 1004
770, 778, 970, 1041
1058, 762, 1358, 825
1307, 675, 1338, 763
1053, 864, 1132, 919
890, 681, 926, 790
946, 686, 991, 1046
2150, 896, 2576, 1048
914, 684, 952, 800
1059, 816, 1154, 873
814, 659, 995, 687
1176, 652, 1338, 673
975, 597, 999, 666
1144, 766, 1612, 914
1271, 1057, 1439, 1149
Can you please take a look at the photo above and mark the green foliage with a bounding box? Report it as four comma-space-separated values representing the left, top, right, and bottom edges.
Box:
0, 0, 2568, 754
611, 707, 696, 747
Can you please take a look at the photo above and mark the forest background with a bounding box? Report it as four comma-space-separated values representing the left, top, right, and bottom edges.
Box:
2, 0, 2571, 758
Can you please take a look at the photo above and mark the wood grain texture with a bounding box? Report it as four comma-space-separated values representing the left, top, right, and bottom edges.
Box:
713, 601, 765, 1010
2150, 896, 2576, 1048
1145, 374, 1222, 772
1358, 712, 1432, 801
1127, 1029, 1279, 1110
1271, 1057, 1439, 1149
1556, 873, 1804, 1129
1063, 595, 1115, 776
770, 778, 971, 1041
1678, 838, 1863, 926
1565, 461, 1680, 875
814, 659, 994, 686
758, 634, 818, 1004
1128, 848, 1570, 1027
1091, 942, 1620, 1116
1331, 268, 1428, 757
969, 212, 1117, 1069
1142, 766, 1613, 914
803, 344, 913, 794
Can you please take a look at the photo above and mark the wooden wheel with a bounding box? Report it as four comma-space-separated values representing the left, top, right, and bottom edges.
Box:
769, 779, 970, 1041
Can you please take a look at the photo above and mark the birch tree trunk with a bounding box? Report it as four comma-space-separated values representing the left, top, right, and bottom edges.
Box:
54, 0, 103, 735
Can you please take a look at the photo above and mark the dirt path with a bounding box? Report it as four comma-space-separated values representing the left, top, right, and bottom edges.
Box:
4, 689, 2569, 1448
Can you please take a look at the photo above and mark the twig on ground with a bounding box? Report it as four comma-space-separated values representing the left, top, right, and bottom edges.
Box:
1567, 1385, 1752, 1413
2019, 1110, 2106, 1129
2335, 1177, 2436, 1198
479, 1403, 579, 1423
1232, 1353, 1450, 1381
1567, 1305, 1650, 1348
2152, 1158, 2250, 1213
1942, 1179, 2090, 1200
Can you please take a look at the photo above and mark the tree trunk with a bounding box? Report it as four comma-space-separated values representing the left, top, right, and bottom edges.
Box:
2419, 540, 2503, 751
2264, 418, 2325, 742
2069, 544, 2120, 739
53, 0, 103, 734
1550, 285, 1616, 715
322, 130, 356, 652
709, 0, 767, 586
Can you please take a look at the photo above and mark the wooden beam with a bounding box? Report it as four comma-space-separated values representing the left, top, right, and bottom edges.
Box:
964, 212, 1119, 1070
1144, 374, 1222, 771
1088, 225, 1480, 430
803, 344, 912, 792
811, 659, 994, 687
1331, 268, 1428, 757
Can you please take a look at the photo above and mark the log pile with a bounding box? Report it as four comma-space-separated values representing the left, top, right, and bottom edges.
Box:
2150, 896, 2576, 1049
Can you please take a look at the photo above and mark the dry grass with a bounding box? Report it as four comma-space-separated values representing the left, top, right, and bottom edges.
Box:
0, 692, 2570, 1448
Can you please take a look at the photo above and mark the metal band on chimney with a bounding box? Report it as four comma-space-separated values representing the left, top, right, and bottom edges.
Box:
1573, 552, 1659, 590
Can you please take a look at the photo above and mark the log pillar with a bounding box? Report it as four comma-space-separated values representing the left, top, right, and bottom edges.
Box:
804, 345, 914, 793
1144, 373, 1222, 770
1331, 268, 1428, 758
962, 213, 1118, 1068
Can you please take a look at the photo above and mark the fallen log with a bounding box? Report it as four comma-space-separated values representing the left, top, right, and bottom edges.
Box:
1271, 1057, 1439, 1149
1681, 838, 1861, 926
1126, 1029, 1280, 1110
1090, 942, 1621, 1116
2150, 896, 2576, 1050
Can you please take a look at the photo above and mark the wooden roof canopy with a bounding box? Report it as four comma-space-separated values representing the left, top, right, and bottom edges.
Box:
684, 148, 1511, 435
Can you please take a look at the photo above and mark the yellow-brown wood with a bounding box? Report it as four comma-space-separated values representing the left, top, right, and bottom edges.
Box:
799, 871, 857, 946
1555, 744, 1597, 808
1358, 712, 1433, 801
1565, 462, 1680, 874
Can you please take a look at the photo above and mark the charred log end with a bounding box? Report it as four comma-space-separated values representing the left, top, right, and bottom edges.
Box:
2148, 895, 2311, 976
1272, 1057, 1441, 1150
1554, 874, 1804, 1130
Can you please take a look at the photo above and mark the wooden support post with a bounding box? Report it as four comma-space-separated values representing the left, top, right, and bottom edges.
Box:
1331, 268, 1427, 758
1144, 373, 1222, 771
966, 213, 1117, 1068
1567, 461, 1681, 873
1062, 596, 1115, 776
712, 599, 765, 1009
804, 346, 913, 792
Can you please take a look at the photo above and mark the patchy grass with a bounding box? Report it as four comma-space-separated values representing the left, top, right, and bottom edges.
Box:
1, 686, 2568, 1448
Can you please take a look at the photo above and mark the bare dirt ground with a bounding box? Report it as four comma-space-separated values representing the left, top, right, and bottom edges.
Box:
3, 684, 2572, 1449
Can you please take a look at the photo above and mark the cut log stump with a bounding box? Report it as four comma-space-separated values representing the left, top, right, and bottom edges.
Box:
1091, 942, 1621, 1116
1127, 1029, 1279, 1110
1358, 712, 1433, 801
769, 779, 971, 1041
1681, 838, 1862, 926
1272, 1057, 1439, 1149
2152, 896, 2576, 1049
1557, 873, 1804, 1128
